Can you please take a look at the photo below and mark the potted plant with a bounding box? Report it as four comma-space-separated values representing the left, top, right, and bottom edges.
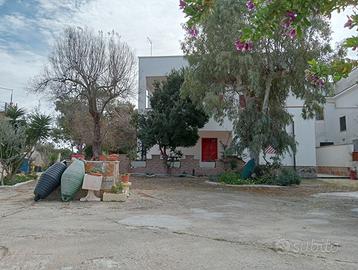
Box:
88, 167, 103, 177
103, 182, 127, 202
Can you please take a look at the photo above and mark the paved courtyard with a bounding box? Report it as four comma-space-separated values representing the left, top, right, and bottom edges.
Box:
1, 177, 358, 270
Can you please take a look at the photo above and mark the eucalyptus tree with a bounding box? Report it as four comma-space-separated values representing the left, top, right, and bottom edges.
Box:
32, 27, 136, 159
181, 0, 358, 84
181, 0, 333, 161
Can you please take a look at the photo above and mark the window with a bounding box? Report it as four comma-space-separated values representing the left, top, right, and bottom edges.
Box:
202, 138, 218, 162
340, 116, 347, 132
315, 111, 324, 121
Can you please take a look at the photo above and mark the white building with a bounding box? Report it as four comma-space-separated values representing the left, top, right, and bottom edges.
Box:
315, 68, 358, 176
137, 55, 316, 176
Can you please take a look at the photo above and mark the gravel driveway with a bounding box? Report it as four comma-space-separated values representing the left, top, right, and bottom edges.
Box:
1, 177, 358, 270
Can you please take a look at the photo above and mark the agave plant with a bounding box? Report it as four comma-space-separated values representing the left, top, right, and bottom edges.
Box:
26, 113, 52, 145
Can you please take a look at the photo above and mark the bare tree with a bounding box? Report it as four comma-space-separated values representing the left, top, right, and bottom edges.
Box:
32, 27, 136, 159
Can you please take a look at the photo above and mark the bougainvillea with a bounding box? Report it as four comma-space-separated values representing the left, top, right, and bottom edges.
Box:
180, 0, 358, 87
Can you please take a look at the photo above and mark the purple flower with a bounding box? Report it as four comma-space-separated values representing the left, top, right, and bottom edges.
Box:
286, 11, 297, 21
179, 0, 186, 9
246, 0, 255, 11
344, 16, 354, 29
288, 28, 296, 39
235, 39, 253, 52
188, 26, 198, 37
306, 73, 325, 88
282, 11, 297, 28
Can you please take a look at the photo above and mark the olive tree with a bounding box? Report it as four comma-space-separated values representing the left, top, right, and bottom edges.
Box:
32, 27, 136, 159
0, 120, 27, 185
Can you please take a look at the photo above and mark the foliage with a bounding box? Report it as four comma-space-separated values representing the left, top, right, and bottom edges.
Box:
32, 27, 136, 159
0, 120, 27, 185
181, 0, 332, 161
4, 105, 26, 127
26, 113, 52, 145
4, 173, 38, 186
181, 0, 358, 85
102, 102, 137, 155
219, 172, 252, 185
111, 182, 123, 194
137, 69, 208, 160
218, 167, 300, 186
35, 143, 71, 168
52, 97, 93, 152
274, 168, 301, 186
53, 97, 137, 157
0, 105, 52, 184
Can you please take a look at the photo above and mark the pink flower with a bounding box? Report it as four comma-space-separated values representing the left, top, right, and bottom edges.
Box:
344, 16, 354, 29
188, 26, 198, 37
286, 11, 297, 21
246, 0, 255, 11
179, 0, 186, 9
235, 39, 254, 52
288, 28, 296, 39
282, 11, 297, 28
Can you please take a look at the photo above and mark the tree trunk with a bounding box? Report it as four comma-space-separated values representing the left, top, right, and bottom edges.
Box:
1, 168, 4, 186
262, 76, 272, 114
92, 113, 102, 160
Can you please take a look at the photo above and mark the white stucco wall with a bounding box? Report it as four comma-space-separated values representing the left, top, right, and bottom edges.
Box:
138, 56, 188, 112
316, 144, 353, 168
260, 106, 317, 167
315, 75, 358, 146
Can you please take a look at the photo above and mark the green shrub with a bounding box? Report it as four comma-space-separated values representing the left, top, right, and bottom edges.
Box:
274, 168, 301, 186
4, 173, 38, 186
219, 172, 255, 185
218, 167, 301, 186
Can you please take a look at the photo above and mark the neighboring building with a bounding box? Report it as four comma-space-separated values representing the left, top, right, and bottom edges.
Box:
315, 68, 358, 176
134, 55, 316, 177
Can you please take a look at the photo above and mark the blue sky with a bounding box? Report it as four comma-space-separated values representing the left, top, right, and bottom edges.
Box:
0, 0, 356, 112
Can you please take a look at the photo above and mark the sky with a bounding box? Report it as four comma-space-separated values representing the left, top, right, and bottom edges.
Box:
0, 0, 356, 113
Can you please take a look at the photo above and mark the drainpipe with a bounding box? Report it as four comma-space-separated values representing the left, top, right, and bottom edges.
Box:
292, 121, 297, 171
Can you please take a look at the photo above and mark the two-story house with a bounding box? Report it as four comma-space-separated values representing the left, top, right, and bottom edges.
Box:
315, 68, 358, 176
134, 55, 317, 177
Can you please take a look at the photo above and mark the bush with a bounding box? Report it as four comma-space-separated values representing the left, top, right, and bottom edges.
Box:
274, 168, 301, 186
4, 173, 38, 186
219, 172, 256, 185
218, 167, 301, 186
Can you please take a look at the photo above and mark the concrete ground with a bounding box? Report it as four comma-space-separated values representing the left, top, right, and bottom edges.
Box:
1, 177, 358, 270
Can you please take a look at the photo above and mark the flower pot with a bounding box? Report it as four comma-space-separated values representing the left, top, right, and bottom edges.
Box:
89, 172, 103, 177
108, 154, 120, 161
121, 174, 130, 183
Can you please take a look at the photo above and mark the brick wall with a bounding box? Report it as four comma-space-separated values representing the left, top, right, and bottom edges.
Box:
317, 166, 350, 177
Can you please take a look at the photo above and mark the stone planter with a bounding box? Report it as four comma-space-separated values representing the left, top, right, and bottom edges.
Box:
102, 192, 127, 202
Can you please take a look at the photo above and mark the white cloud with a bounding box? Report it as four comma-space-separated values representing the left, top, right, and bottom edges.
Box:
0, 0, 186, 111
0, 46, 47, 111
1, 0, 356, 112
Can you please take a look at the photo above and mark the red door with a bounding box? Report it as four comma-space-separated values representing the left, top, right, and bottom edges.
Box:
202, 138, 218, 162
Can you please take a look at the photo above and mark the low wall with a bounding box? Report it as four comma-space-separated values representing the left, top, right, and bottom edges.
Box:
126, 155, 226, 176
316, 144, 353, 176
